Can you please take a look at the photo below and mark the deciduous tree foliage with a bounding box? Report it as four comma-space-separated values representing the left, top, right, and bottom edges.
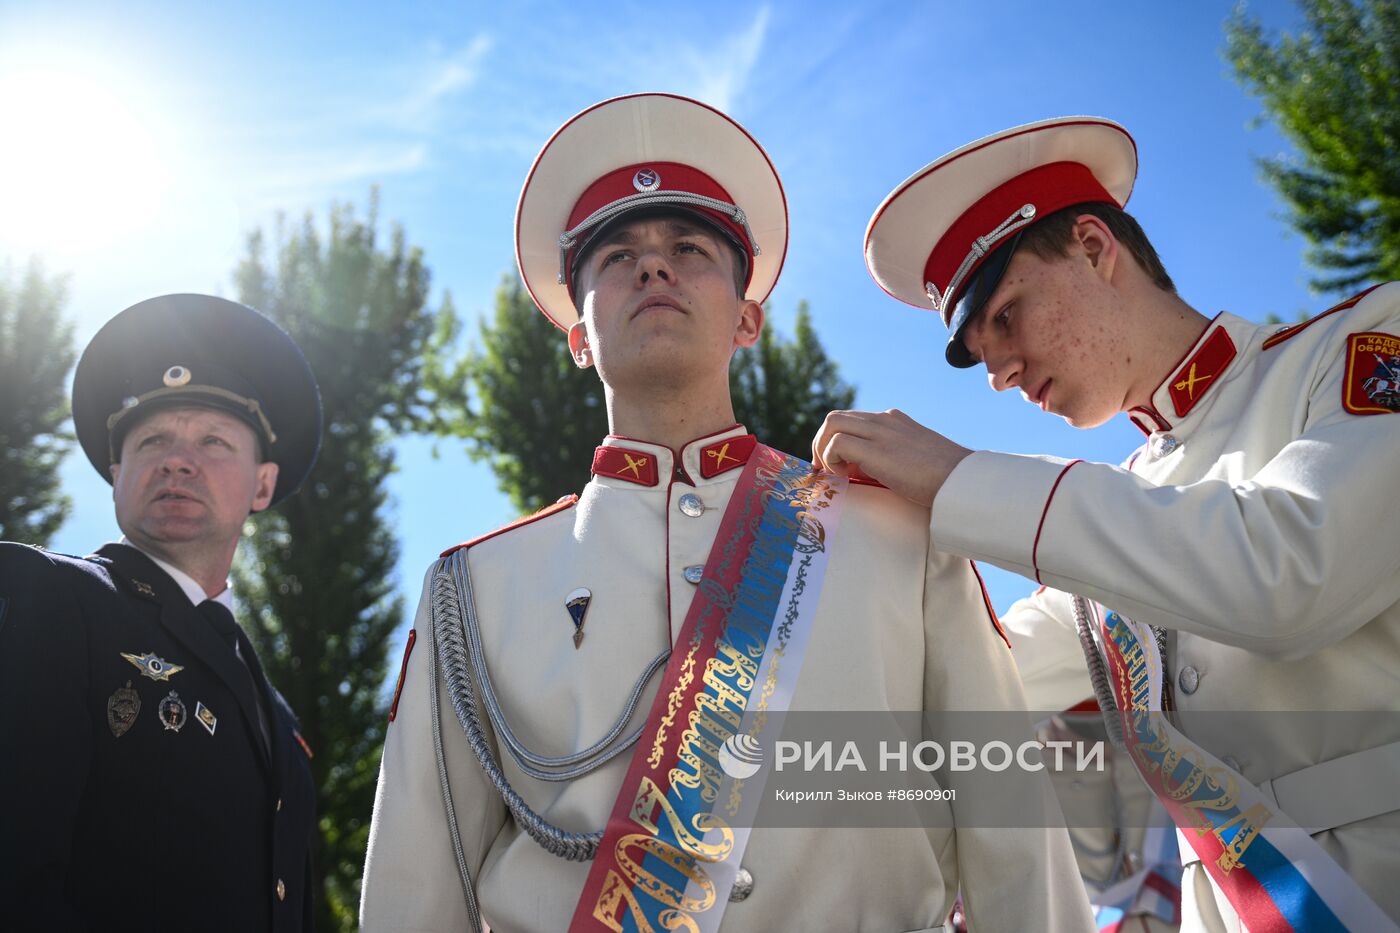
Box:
231, 194, 467, 931
0, 261, 74, 542
467, 279, 855, 512
1228, 0, 1400, 292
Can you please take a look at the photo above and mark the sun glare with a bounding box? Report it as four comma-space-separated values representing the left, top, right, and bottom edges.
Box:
0, 68, 171, 257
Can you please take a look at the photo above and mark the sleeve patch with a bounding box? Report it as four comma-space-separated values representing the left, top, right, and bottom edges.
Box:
388, 628, 416, 723
1343, 332, 1400, 415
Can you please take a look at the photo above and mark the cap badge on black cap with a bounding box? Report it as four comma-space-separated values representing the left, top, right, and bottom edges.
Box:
632, 168, 661, 192
163, 365, 192, 387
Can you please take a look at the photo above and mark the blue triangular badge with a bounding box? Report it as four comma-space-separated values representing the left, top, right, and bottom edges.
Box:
565, 587, 591, 649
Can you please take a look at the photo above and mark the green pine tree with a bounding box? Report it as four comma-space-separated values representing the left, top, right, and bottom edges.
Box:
0, 260, 75, 542
466, 279, 855, 512
1227, 0, 1400, 292
231, 193, 468, 932
465, 277, 609, 511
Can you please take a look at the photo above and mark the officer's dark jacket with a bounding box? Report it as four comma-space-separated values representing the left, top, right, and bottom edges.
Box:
0, 542, 316, 932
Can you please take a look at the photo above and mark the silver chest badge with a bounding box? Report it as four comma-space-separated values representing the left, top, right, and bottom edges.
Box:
565, 587, 592, 649
121, 651, 184, 683
158, 690, 187, 732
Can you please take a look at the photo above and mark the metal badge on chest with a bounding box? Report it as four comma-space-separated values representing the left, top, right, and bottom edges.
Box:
106, 681, 141, 737
566, 587, 591, 649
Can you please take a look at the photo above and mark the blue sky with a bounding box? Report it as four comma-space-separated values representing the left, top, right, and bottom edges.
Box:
6, 0, 1317, 675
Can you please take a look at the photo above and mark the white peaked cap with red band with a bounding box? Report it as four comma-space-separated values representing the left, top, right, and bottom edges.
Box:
515, 92, 788, 331
864, 117, 1137, 365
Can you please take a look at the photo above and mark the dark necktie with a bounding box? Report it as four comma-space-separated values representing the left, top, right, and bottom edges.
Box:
198, 600, 273, 756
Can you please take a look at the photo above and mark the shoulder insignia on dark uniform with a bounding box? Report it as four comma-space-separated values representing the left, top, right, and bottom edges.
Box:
1262, 284, 1385, 351
293, 730, 314, 759
117, 576, 161, 602
439, 494, 580, 557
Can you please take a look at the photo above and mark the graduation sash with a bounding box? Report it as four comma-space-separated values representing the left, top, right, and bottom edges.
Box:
570, 446, 847, 933
1098, 603, 1397, 932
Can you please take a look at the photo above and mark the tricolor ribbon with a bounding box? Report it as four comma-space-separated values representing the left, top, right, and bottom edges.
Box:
1098, 603, 1397, 932
570, 447, 846, 932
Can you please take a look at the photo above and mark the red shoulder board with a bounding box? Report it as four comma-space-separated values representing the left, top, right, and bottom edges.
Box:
1262, 284, 1385, 351
439, 494, 579, 557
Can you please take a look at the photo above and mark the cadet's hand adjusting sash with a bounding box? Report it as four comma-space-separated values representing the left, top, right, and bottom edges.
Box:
1096, 603, 1397, 932
571, 446, 847, 933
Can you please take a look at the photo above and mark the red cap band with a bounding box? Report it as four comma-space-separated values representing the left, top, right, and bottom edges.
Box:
922, 161, 1117, 325
563, 162, 753, 304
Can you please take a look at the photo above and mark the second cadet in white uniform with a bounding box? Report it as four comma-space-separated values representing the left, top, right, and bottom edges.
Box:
816, 116, 1400, 930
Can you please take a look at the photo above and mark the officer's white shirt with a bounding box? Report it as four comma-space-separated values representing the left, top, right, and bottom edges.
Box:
361, 427, 1093, 932
930, 283, 1400, 925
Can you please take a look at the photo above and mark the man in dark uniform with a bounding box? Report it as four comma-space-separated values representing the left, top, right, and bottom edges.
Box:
0, 294, 323, 932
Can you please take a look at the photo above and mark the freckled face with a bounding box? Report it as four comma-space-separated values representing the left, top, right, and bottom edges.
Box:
961, 247, 1134, 428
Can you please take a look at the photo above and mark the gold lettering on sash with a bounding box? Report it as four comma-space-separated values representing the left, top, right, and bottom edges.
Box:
1159, 746, 1211, 803
650, 647, 698, 768
671, 646, 754, 801
1130, 717, 1172, 773
593, 870, 659, 933
1213, 802, 1271, 875
614, 833, 716, 912
628, 775, 734, 862
707, 640, 758, 697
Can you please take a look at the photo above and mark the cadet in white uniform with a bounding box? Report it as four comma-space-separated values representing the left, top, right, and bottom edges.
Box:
816, 117, 1400, 930
360, 96, 1093, 932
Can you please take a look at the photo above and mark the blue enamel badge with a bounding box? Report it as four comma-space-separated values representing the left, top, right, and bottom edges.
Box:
566, 587, 591, 649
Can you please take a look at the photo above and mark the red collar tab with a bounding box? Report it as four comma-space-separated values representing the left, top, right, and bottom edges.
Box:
923, 162, 1115, 324
1168, 326, 1236, 418
562, 161, 754, 304
591, 445, 660, 486
698, 434, 757, 478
